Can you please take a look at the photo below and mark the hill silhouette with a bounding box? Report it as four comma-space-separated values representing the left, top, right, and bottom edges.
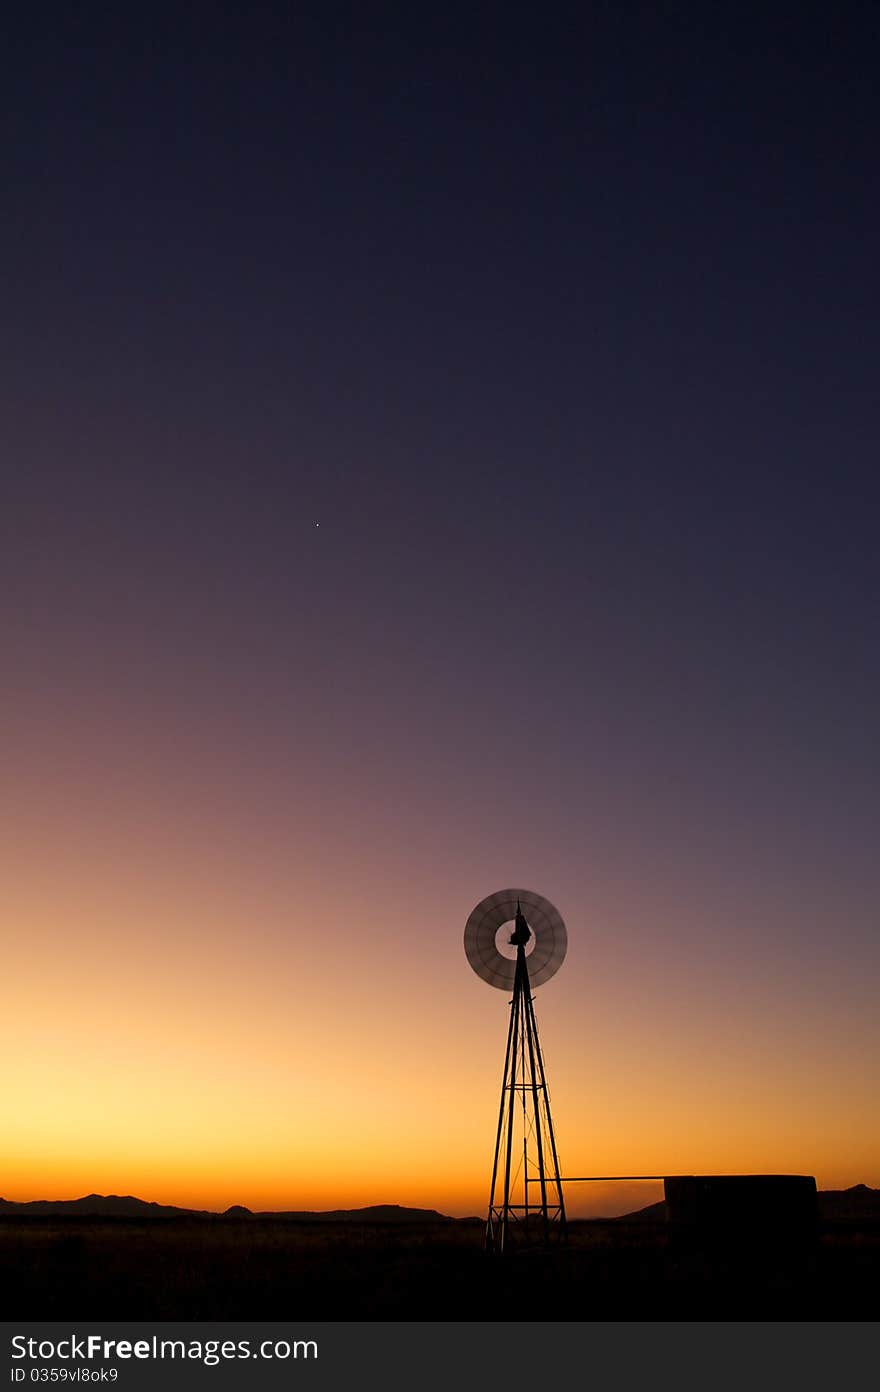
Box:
0, 1194, 201, 1219
616, 1199, 667, 1221
816, 1185, 880, 1221
0, 1194, 454, 1223
1, 1186, 876, 1224
252, 1204, 454, 1223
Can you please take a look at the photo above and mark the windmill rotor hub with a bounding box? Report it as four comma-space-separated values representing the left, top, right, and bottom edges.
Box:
509, 905, 532, 946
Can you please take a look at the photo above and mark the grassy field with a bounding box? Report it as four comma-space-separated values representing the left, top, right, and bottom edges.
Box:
2, 1214, 877, 1320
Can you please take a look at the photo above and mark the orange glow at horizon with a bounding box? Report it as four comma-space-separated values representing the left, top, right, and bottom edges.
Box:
3, 716, 879, 1220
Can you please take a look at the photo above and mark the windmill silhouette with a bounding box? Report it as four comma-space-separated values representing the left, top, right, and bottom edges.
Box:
464, 888, 567, 1252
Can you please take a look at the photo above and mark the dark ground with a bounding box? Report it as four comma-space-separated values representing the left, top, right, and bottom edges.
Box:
1, 1213, 877, 1320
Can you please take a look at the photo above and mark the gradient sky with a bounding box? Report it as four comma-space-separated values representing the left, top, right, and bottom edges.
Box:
4, 3, 879, 1217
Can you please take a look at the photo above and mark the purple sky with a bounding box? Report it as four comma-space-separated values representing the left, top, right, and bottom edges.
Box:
4, 2, 879, 1210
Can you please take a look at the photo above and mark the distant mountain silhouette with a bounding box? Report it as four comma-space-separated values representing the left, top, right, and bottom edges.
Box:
0, 1194, 204, 1219
614, 1199, 667, 1221
0, 1194, 453, 1223
2, 1186, 875, 1224
253, 1204, 453, 1224
817, 1185, 880, 1220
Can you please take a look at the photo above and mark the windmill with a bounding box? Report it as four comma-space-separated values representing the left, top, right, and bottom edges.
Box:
464, 888, 567, 1252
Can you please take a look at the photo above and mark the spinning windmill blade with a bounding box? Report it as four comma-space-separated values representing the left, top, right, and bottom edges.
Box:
464, 887, 568, 989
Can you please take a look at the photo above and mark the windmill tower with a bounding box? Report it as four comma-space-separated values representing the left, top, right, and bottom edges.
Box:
464, 888, 567, 1253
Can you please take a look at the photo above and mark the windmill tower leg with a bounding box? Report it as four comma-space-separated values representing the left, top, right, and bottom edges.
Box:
524, 978, 567, 1235
500, 961, 520, 1251
486, 976, 518, 1252
522, 972, 550, 1238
